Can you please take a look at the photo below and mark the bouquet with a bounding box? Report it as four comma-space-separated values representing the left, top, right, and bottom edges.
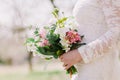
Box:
26, 8, 85, 76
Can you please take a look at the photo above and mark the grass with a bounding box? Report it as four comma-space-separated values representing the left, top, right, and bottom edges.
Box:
0, 61, 70, 80
0, 70, 69, 80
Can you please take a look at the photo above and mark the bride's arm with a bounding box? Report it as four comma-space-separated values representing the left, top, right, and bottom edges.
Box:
78, 0, 120, 63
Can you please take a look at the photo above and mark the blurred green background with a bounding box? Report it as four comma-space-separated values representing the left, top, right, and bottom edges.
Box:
0, 0, 77, 80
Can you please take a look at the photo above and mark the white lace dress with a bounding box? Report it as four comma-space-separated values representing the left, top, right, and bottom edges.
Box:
72, 0, 120, 80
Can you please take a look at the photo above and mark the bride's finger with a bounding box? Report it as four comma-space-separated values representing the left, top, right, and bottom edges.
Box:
65, 64, 72, 70
59, 55, 63, 60
63, 63, 68, 67
60, 57, 64, 62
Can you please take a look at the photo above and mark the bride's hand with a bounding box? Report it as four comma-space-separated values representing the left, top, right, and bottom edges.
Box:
59, 49, 82, 70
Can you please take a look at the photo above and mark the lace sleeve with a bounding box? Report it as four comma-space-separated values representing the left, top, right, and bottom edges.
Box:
78, 0, 120, 63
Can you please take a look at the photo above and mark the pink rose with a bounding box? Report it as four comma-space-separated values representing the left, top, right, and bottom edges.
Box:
39, 28, 47, 38
65, 30, 81, 44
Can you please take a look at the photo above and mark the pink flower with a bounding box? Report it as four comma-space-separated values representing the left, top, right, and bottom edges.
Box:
39, 28, 47, 38
65, 30, 81, 44
40, 39, 50, 47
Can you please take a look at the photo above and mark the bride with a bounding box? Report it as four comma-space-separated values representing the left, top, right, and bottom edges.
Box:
60, 0, 120, 80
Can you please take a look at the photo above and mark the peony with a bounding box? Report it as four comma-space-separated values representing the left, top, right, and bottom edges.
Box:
65, 30, 81, 44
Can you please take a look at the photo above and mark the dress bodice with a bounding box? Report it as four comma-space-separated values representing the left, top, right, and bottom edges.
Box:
73, 0, 108, 43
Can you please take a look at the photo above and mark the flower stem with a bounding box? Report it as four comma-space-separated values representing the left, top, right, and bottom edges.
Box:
70, 70, 72, 79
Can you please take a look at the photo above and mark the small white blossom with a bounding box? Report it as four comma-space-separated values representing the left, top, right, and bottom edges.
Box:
60, 37, 70, 52
26, 42, 36, 52
65, 17, 79, 30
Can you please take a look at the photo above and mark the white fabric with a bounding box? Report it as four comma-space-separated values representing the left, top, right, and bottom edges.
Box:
72, 0, 120, 80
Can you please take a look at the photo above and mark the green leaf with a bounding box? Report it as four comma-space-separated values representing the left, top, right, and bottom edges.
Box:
37, 47, 46, 54
57, 17, 67, 28
34, 28, 39, 36
26, 38, 35, 43
81, 35, 84, 39
53, 54, 58, 59
66, 66, 77, 74
45, 57, 53, 60
46, 31, 60, 45
46, 50, 56, 55
61, 17, 67, 22
52, 8, 59, 18
44, 46, 50, 49
56, 50, 64, 56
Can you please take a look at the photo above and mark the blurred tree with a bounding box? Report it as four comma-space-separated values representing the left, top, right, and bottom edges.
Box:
11, 0, 33, 71
28, 51, 33, 72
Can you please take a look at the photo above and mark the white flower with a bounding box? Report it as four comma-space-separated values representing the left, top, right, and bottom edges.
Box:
65, 17, 79, 30
55, 27, 69, 34
26, 42, 36, 52
54, 26, 69, 39
54, 27, 70, 52
60, 37, 70, 52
